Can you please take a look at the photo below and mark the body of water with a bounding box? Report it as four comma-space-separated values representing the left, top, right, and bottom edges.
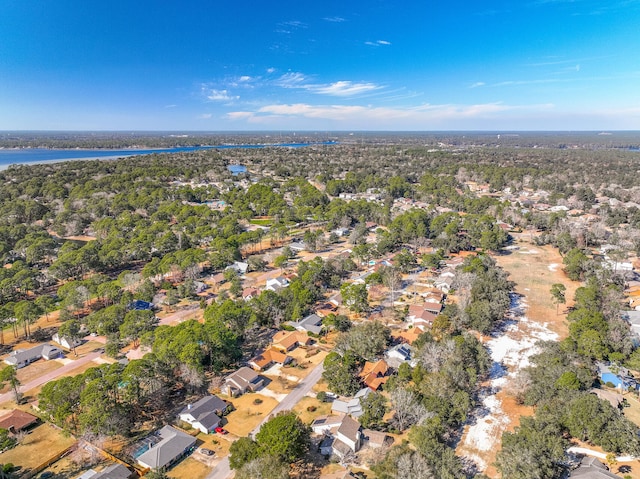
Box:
0, 141, 337, 168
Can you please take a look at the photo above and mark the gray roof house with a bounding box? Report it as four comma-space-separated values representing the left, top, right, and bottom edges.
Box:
226, 261, 249, 275
569, 456, 621, 478
222, 367, 264, 397
76, 463, 132, 479
333, 415, 362, 457
178, 395, 229, 434
289, 313, 323, 335
4, 343, 63, 369
136, 425, 196, 470
331, 388, 370, 418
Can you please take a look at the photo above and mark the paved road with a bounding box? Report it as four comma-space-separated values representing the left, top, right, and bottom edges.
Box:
567, 446, 635, 462
0, 351, 102, 404
205, 361, 325, 479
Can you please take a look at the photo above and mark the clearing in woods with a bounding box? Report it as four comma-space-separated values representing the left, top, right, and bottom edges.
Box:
457, 235, 579, 477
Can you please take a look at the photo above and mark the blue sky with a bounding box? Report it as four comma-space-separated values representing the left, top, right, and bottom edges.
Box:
1, 0, 640, 130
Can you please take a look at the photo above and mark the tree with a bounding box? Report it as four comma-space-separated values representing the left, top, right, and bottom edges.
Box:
235, 455, 289, 479
390, 387, 429, 431
119, 310, 157, 348
0, 367, 20, 404
230, 437, 261, 470
495, 417, 566, 479
322, 352, 361, 396
58, 319, 82, 356
335, 321, 390, 361
550, 283, 566, 315
380, 266, 402, 308
340, 283, 369, 314
255, 412, 310, 462
360, 391, 387, 428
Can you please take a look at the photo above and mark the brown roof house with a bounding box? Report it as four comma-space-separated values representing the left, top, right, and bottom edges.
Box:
222, 367, 264, 397
0, 409, 38, 433
272, 330, 313, 352
248, 347, 291, 371
359, 359, 390, 391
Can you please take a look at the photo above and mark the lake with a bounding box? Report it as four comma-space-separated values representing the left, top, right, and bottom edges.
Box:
0, 141, 337, 168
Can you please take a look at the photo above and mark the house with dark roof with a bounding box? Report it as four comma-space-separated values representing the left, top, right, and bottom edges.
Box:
178, 395, 229, 434
0, 409, 38, 433
77, 463, 132, 479
4, 343, 63, 368
569, 456, 622, 478
265, 276, 290, 292
136, 425, 196, 470
128, 300, 153, 311
222, 367, 264, 396
288, 313, 323, 335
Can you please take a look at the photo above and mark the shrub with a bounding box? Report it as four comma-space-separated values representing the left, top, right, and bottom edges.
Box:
253, 398, 263, 405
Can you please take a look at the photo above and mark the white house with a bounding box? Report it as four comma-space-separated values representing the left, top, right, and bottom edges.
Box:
52, 333, 82, 350
265, 276, 289, 292
178, 395, 229, 434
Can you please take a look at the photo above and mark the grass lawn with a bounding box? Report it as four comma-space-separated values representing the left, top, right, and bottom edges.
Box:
264, 375, 295, 394
0, 423, 76, 474
292, 396, 331, 424
168, 457, 211, 479
196, 432, 232, 457
249, 218, 274, 226
13, 360, 63, 389
222, 393, 278, 436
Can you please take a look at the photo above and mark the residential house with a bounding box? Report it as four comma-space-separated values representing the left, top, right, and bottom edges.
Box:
362, 428, 393, 449
128, 300, 153, 311
265, 276, 289, 292
311, 414, 345, 435
387, 343, 413, 363
422, 300, 443, 315
242, 287, 260, 301
332, 227, 350, 237
0, 409, 38, 433
569, 456, 621, 478
359, 360, 390, 391
329, 293, 343, 308
248, 347, 291, 371
434, 276, 453, 293
289, 313, 324, 335
76, 464, 132, 479
332, 388, 370, 417
178, 395, 229, 434
590, 388, 623, 410
272, 330, 313, 352
332, 415, 362, 458
393, 328, 421, 345
136, 425, 196, 470
222, 367, 264, 397
52, 332, 82, 350
4, 343, 63, 369
406, 304, 438, 330
226, 261, 249, 275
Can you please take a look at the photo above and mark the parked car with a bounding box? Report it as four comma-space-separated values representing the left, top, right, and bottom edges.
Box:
200, 448, 214, 456
214, 427, 228, 434
39, 473, 54, 479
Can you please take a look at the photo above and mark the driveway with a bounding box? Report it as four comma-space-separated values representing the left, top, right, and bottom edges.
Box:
205, 361, 325, 479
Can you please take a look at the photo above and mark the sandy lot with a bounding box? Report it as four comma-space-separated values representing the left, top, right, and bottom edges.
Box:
457, 237, 580, 477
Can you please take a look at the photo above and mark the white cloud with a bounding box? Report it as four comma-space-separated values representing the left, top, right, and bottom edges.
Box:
164, 104, 177, 108
275, 72, 307, 88
197, 113, 212, 119
239, 76, 252, 82
227, 101, 555, 126
266, 67, 276, 74
309, 81, 381, 97
323, 16, 346, 22
470, 82, 486, 88
365, 40, 392, 46
205, 89, 239, 101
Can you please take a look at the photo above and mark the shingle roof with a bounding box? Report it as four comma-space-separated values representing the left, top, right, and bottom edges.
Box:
136, 425, 196, 470
337, 415, 361, 443
0, 409, 38, 431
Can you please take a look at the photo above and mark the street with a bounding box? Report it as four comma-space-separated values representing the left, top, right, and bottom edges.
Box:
0, 351, 103, 404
